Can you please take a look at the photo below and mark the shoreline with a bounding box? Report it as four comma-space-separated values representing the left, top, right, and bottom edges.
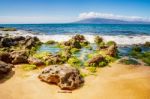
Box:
0, 30, 150, 45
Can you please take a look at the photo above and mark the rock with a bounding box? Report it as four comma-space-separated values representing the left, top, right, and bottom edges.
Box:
23, 36, 41, 49
13, 36, 25, 42
0, 61, 13, 79
10, 50, 29, 64
72, 34, 85, 42
1, 37, 14, 47
131, 45, 142, 52
0, 52, 12, 63
144, 42, 150, 47
0, 36, 41, 50
118, 57, 141, 65
39, 65, 84, 90
87, 54, 104, 65
45, 54, 65, 65
60, 35, 88, 49
94, 36, 103, 45
106, 45, 117, 57
28, 57, 45, 66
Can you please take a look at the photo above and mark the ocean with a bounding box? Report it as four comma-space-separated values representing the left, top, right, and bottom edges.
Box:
0, 24, 150, 45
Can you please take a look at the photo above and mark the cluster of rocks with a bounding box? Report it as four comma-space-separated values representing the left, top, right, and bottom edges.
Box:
0, 36, 42, 79
94, 36, 118, 57
39, 65, 84, 90
60, 34, 89, 49
0, 36, 41, 50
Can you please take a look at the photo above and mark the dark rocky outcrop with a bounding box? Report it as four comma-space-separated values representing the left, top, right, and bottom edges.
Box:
0, 52, 12, 63
28, 57, 45, 66
0, 61, 13, 79
1, 37, 14, 47
39, 65, 84, 90
0, 36, 41, 50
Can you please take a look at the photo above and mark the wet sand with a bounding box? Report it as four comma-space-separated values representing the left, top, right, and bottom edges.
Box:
1, 63, 150, 99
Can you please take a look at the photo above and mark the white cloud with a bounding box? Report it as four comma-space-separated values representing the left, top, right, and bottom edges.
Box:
78, 12, 150, 22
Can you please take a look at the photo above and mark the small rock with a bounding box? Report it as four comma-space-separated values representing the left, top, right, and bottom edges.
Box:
0, 61, 13, 79
28, 57, 45, 66
88, 54, 104, 65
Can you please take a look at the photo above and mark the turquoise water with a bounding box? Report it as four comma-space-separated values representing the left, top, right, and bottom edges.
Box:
36, 44, 150, 59
0, 24, 150, 35
36, 44, 61, 54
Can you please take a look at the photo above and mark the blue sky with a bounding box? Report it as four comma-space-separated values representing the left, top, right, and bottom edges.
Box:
0, 0, 150, 23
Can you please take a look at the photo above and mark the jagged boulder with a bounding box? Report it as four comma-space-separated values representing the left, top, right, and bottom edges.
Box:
23, 36, 41, 49
0, 61, 13, 79
39, 65, 84, 90
10, 50, 29, 64
28, 57, 45, 66
106, 45, 118, 57
45, 54, 66, 65
0, 36, 41, 50
87, 54, 104, 66
1, 37, 14, 47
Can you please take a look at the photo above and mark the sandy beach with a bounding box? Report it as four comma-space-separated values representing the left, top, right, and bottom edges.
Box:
1, 62, 150, 99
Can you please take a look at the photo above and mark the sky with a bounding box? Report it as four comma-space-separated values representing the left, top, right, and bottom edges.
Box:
0, 0, 150, 23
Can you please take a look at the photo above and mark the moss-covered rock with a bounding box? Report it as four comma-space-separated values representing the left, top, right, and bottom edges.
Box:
144, 42, 150, 47
94, 36, 103, 45
70, 48, 80, 53
106, 41, 117, 46
132, 45, 142, 52
67, 56, 82, 67
86, 54, 108, 67
118, 57, 140, 65
59, 34, 89, 49
106, 45, 118, 57
33, 52, 52, 60
0, 27, 17, 31
45, 40, 57, 45
21, 64, 37, 71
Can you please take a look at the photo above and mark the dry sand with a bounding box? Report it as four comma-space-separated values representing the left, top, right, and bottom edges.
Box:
1, 63, 150, 99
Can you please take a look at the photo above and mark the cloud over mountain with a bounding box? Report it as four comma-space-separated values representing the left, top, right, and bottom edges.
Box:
78, 12, 150, 22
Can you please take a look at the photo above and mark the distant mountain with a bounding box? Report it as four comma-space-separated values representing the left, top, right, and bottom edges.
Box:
74, 18, 150, 24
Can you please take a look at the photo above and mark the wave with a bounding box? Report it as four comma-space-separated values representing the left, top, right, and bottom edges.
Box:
0, 30, 150, 45
36, 34, 150, 45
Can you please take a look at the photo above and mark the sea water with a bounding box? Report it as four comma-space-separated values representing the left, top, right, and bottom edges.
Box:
0, 24, 150, 56
0, 24, 150, 45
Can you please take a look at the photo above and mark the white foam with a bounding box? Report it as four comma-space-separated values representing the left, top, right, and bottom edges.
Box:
0, 30, 150, 45
37, 34, 150, 45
